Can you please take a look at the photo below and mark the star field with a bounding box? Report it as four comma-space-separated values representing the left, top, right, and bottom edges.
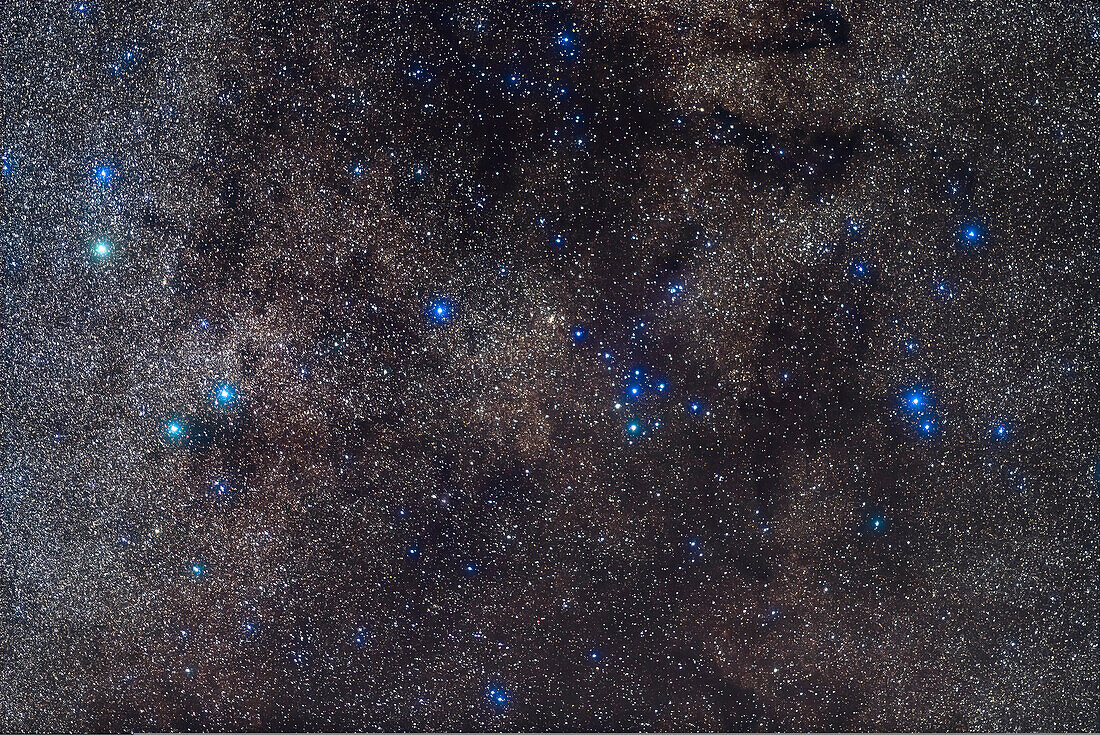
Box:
3, 1, 1099, 732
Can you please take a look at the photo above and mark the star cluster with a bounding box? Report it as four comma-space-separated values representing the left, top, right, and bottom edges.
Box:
3, 1, 1098, 732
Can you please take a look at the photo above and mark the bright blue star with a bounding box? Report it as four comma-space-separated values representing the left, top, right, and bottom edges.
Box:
587, 648, 601, 662
463, 561, 478, 575
686, 399, 704, 415
897, 387, 940, 437
164, 419, 186, 440
901, 387, 931, 412
406, 544, 420, 558
991, 421, 1011, 441
486, 684, 512, 709
213, 383, 238, 407
868, 514, 888, 534
917, 418, 938, 437
90, 237, 111, 259
93, 163, 115, 185
188, 561, 207, 578
958, 220, 987, 249
571, 326, 587, 343
551, 234, 566, 248
626, 419, 643, 436
427, 298, 454, 324
849, 258, 870, 280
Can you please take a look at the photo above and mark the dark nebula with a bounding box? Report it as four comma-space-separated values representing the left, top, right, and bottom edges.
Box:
3, 1, 1098, 732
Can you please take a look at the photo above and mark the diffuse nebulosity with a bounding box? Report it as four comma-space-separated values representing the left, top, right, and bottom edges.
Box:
3, 0, 1098, 732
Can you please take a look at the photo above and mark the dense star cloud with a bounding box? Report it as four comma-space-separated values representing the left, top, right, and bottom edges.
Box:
3, 1, 1098, 732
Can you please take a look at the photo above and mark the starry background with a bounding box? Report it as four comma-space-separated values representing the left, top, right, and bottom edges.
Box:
3, 0, 1099, 732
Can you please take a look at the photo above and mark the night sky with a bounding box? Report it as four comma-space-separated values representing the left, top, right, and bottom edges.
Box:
3, 1, 1099, 732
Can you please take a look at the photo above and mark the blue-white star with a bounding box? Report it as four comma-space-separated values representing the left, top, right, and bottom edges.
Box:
213, 383, 238, 407
486, 684, 511, 709
93, 163, 115, 185
90, 237, 111, 259
427, 298, 454, 324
